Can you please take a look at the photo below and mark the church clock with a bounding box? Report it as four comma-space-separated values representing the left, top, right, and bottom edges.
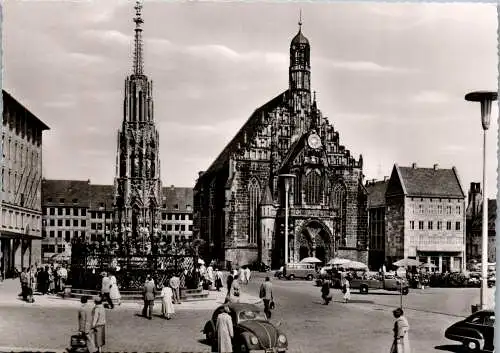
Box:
307, 133, 322, 149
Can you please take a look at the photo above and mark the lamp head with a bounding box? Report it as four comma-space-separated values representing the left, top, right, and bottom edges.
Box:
465, 91, 498, 131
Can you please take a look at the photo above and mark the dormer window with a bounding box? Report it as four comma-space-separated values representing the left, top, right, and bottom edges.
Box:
60, 198, 65, 203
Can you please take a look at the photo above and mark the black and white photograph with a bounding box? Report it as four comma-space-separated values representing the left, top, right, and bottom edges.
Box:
0, 1, 497, 353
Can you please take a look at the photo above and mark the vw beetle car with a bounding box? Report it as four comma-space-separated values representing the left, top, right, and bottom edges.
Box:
444, 309, 495, 352
203, 303, 288, 353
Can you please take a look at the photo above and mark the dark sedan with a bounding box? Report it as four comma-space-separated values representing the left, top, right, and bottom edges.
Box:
203, 303, 288, 353
444, 309, 495, 352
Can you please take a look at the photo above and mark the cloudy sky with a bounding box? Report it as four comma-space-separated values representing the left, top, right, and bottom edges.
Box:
2, 1, 498, 197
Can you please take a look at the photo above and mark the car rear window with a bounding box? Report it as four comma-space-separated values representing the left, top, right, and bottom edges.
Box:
239, 310, 267, 321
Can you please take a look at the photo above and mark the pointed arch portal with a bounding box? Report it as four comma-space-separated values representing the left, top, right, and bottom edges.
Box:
296, 220, 333, 263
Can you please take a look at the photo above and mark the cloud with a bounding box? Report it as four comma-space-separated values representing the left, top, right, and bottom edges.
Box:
442, 144, 466, 153
317, 57, 414, 74
82, 29, 131, 46
412, 90, 451, 103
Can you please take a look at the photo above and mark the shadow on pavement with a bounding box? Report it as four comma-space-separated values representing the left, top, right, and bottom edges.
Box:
434, 344, 466, 352
331, 299, 375, 304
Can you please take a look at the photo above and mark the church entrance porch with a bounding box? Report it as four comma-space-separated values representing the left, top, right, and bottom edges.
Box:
292, 220, 333, 264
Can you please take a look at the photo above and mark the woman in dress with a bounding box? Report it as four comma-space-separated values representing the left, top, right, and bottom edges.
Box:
390, 308, 411, 353
108, 272, 121, 306
91, 296, 106, 353
341, 277, 351, 303
160, 284, 175, 320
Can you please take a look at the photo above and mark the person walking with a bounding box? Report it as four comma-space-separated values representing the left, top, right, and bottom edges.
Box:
78, 296, 96, 353
20, 268, 29, 301
321, 280, 332, 305
390, 308, 411, 353
228, 275, 241, 303
169, 273, 181, 304
109, 271, 121, 306
259, 277, 273, 319
39, 266, 49, 295
100, 272, 114, 309
214, 268, 223, 291
244, 267, 251, 284
160, 284, 175, 320
341, 277, 351, 303
91, 296, 106, 353
216, 305, 234, 353
225, 272, 234, 303
142, 275, 156, 320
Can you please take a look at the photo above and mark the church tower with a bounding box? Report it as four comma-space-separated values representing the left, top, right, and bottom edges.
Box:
289, 12, 312, 139
114, 0, 162, 254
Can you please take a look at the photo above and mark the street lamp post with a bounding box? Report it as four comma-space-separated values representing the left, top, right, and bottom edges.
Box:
465, 90, 497, 310
279, 174, 296, 265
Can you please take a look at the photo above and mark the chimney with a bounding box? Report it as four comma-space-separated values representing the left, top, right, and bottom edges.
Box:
433, 164, 439, 170
198, 171, 205, 177
384, 176, 389, 182
411, 163, 417, 169
372, 179, 376, 184
170, 184, 175, 188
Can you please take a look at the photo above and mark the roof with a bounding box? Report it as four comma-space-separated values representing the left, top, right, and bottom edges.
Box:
42, 179, 91, 206
471, 199, 496, 231
162, 186, 193, 212
366, 180, 388, 208
199, 91, 288, 182
388, 165, 465, 198
291, 29, 309, 45
3, 90, 50, 130
89, 184, 114, 209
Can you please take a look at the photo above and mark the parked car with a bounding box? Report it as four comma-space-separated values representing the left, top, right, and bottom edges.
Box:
202, 303, 288, 353
350, 275, 409, 295
242, 262, 271, 273
445, 309, 495, 352
487, 275, 495, 288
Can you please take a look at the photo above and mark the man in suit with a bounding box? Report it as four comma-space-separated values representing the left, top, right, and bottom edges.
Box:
142, 275, 156, 320
259, 277, 274, 319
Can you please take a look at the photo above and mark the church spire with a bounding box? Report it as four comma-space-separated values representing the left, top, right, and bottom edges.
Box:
133, 0, 144, 75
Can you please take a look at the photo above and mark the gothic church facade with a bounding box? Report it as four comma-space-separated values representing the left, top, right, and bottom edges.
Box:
194, 24, 368, 268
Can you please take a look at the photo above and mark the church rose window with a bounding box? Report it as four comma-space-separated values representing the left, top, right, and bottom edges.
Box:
248, 178, 261, 244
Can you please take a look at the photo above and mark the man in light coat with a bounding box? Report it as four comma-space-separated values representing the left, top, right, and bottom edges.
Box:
169, 273, 181, 304
78, 296, 96, 353
216, 305, 234, 353
391, 308, 411, 353
142, 275, 156, 319
100, 272, 114, 309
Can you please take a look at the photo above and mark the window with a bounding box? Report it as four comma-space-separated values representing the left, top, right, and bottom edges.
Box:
456, 222, 461, 231
167, 214, 172, 220
49, 230, 55, 238
175, 224, 180, 231
65, 231, 70, 242
58, 208, 63, 216
181, 225, 185, 231
305, 170, 322, 205
42, 207, 47, 215
419, 205, 424, 214
174, 204, 179, 210
73, 207, 79, 216
428, 221, 433, 230
73, 219, 78, 227
161, 224, 166, 231
167, 224, 172, 231
65, 207, 71, 216
189, 214, 193, 220
446, 206, 452, 215
175, 214, 180, 221
91, 223, 96, 230
81, 220, 86, 227
57, 219, 63, 227
446, 221, 452, 230
248, 177, 261, 244
456, 206, 461, 215
57, 231, 62, 238
81, 231, 85, 238
162, 213, 167, 220
332, 182, 347, 247
65, 220, 70, 227
49, 208, 55, 216
437, 221, 442, 230
49, 219, 55, 226
74, 231, 78, 237
410, 221, 415, 230
81, 209, 86, 217
418, 221, 424, 230
438, 205, 443, 214
72, 199, 78, 204
60, 198, 65, 203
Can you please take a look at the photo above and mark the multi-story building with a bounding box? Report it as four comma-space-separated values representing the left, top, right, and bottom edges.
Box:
466, 182, 496, 263
41, 180, 193, 260
365, 177, 389, 270
385, 163, 466, 272
1, 90, 49, 277
194, 22, 368, 268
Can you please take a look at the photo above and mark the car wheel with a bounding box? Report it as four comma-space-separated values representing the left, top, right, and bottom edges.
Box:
402, 287, 409, 295
465, 339, 481, 351
360, 285, 368, 294
288, 274, 295, 280
306, 274, 314, 281
238, 342, 249, 353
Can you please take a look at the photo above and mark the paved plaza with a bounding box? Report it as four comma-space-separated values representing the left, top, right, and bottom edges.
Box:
0, 274, 495, 352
